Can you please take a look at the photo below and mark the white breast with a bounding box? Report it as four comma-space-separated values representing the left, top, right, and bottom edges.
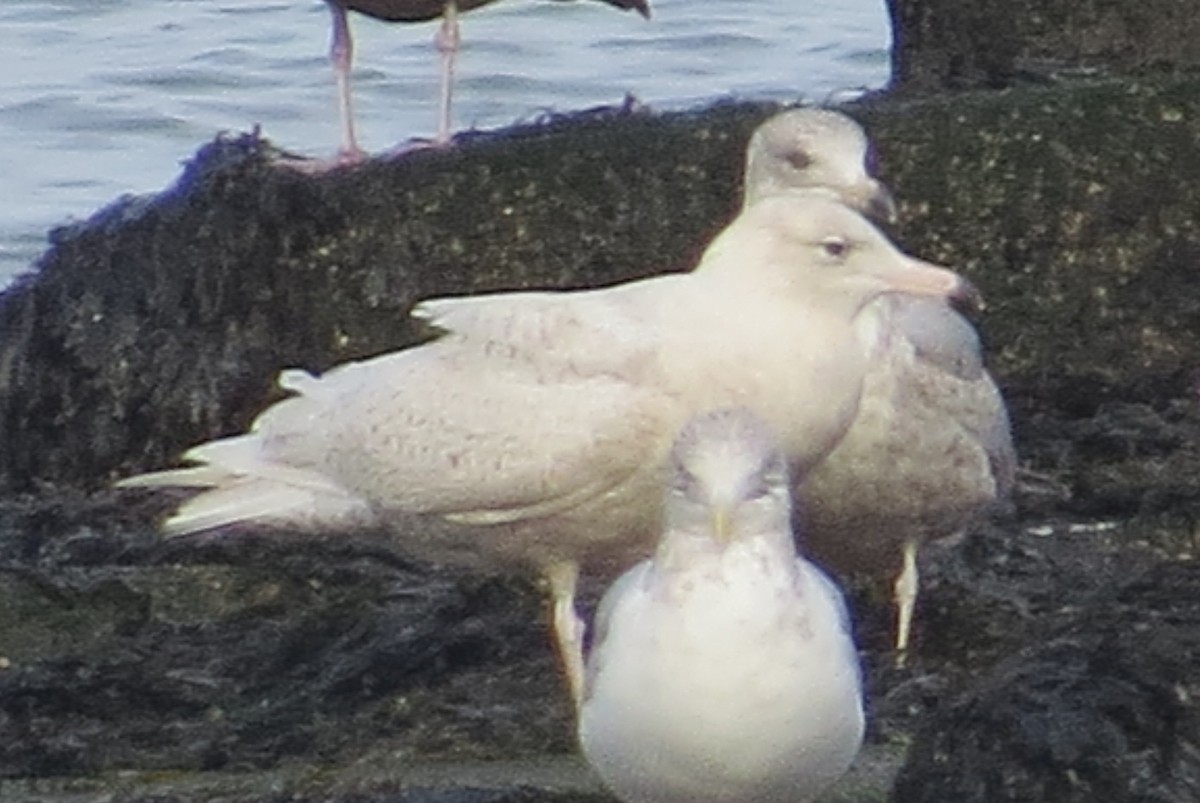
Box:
579, 544, 864, 803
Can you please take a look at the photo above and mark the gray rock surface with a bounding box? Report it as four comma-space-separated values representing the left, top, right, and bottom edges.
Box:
887, 0, 1200, 93
892, 559, 1200, 803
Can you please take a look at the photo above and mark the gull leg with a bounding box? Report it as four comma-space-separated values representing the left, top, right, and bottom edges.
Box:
547, 560, 586, 711
327, 2, 366, 163
433, 0, 460, 147
894, 539, 919, 668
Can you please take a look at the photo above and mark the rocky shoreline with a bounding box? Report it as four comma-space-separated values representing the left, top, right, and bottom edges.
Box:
3, 12, 1200, 802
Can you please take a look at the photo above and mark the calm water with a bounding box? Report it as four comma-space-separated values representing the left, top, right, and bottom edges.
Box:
0, 0, 891, 287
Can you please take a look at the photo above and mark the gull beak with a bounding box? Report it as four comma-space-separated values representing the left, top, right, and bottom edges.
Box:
950, 277, 985, 315
844, 180, 897, 225
711, 505, 734, 543
878, 256, 983, 311
864, 182, 898, 226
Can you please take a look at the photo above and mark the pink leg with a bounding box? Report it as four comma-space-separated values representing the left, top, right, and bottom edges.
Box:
547, 561, 586, 712
894, 538, 920, 668
328, 2, 366, 163
432, 0, 460, 147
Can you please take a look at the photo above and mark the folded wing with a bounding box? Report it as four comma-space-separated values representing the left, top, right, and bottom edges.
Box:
123, 287, 680, 535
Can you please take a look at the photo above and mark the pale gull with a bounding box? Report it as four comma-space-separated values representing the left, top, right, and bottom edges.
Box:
322, 0, 651, 159
578, 407, 864, 803
743, 107, 897, 223
740, 107, 1017, 662
119, 191, 973, 705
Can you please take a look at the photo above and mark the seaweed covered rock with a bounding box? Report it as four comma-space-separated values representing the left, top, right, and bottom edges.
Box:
4, 78, 1200, 500
0, 491, 569, 779
0, 107, 758, 493
888, 0, 1200, 93
4, 37, 1200, 803
891, 559, 1200, 803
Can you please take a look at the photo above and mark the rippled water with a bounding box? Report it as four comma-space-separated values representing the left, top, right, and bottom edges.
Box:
0, 0, 891, 287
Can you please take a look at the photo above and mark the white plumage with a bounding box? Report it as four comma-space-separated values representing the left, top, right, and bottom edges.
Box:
738, 108, 1016, 659
579, 407, 864, 803
122, 187, 970, 702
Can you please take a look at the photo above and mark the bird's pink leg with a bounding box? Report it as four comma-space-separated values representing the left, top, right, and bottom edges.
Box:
547, 560, 586, 711
433, 0, 461, 147
893, 538, 920, 668
328, 2, 367, 163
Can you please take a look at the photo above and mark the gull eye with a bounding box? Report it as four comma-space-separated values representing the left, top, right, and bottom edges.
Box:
821, 237, 849, 258
786, 150, 813, 170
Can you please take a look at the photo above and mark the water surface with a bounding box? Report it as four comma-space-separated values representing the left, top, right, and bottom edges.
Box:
0, 0, 891, 286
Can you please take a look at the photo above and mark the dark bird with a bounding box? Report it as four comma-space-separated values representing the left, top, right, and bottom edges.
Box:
324, 0, 652, 160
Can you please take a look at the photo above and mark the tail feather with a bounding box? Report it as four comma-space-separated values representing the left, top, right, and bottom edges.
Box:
116, 465, 234, 490
162, 478, 373, 536
117, 373, 374, 535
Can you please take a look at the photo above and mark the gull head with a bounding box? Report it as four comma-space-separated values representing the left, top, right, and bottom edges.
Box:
743, 108, 897, 224
664, 408, 792, 545
700, 192, 977, 313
